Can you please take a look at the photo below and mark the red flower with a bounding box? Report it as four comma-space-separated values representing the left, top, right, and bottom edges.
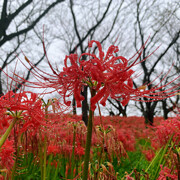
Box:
157, 165, 178, 180
0, 139, 15, 170
75, 143, 84, 156
142, 149, 155, 161
151, 118, 180, 148
0, 91, 45, 135
10, 40, 180, 111
47, 145, 60, 155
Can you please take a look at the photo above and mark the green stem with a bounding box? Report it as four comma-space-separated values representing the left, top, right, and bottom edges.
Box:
82, 109, 93, 180
39, 131, 43, 180
0, 118, 17, 148
82, 89, 95, 180
43, 135, 47, 180
153, 134, 174, 179
11, 150, 18, 180
46, 154, 53, 179
71, 124, 76, 179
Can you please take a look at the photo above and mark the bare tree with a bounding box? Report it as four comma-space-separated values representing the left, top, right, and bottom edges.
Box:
0, 0, 65, 95
161, 41, 180, 119
131, 0, 180, 124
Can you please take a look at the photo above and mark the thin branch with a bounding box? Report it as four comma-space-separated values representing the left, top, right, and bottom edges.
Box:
70, 0, 83, 53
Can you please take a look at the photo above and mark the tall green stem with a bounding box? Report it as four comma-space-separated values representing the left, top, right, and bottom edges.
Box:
39, 131, 44, 180
82, 89, 95, 180
0, 118, 17, 148
42, 103, 48, 180
71, 124, 76, 179
43, 135, 47, 180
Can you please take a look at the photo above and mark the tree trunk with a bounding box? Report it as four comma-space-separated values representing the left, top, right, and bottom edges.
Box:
0, 74, 4, 97
122, 110, 127, 117
144, 110, 154, 125
81, 86, 89, 126
162, 100, 168, 119
72, 96, 76, 115
143, 102, 157, 125
162, 99, 176, 120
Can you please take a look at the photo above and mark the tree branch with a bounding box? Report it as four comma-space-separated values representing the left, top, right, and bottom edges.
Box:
0, 0, 8, 38
8, 0, 33, 22
149, 29, 180, 76
70, 0, 83, 53
70, 0, 113, 54
0, 0, 65, 46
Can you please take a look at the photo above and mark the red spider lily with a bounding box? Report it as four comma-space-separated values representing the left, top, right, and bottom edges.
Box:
10, 40, 179, 112
157, 165, 178, 180
0, 139, 15, 170
0, 91, 27, 112
75, 143, 85, 156
142, 149, 155, 161
47, 145, 60, 156
0, 91, 45, 135
151, 118, 180, 149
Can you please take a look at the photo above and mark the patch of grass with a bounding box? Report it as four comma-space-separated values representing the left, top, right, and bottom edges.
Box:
113, 150, 149, 178
112, 139, 150, 178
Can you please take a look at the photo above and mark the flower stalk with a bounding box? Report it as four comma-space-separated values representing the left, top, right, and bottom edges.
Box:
43, 135, 47, 180
0, 118, 17, 148
82, 89, 96, 180
70, 123, 77, 179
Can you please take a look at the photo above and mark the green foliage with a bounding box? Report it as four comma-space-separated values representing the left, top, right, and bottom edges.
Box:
113, 143, 150, 178
14, 153, 41, 180
8, 136, 177, 180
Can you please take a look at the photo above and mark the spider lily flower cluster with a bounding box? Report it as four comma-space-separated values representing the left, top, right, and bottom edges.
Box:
18, 40, 179, 111
0, 91, 45, 171
0, 91, 44, 134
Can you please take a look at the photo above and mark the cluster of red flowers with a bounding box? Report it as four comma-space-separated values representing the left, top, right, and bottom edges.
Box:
151, 117, 180, 149
46, 116, 86, 157
46, 115, 138, 159
142, 149, 155, 161
0, 91, 45, 135
0, 139, 15, 170
0, 91, 46, 171
157, 165, 178, 180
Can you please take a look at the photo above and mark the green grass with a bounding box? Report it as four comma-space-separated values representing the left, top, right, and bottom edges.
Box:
114, 149, 149, 178
10, 138, 172, 179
